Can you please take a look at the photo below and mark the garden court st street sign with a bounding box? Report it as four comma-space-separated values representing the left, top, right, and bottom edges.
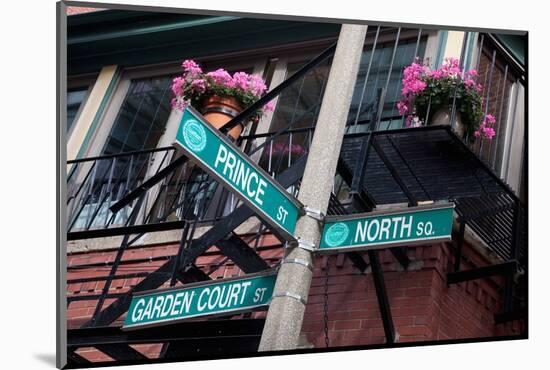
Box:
123, 270, 277, 330
174, 107, 302, 240
319, 203, 455, 253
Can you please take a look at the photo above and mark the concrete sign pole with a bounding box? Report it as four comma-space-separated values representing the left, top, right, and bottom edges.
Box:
259, 24, 368, 351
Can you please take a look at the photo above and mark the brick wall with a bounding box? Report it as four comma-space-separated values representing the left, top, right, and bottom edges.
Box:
66, 6, 104, 16
302, 242, 522, 348
67, 235, 522, 361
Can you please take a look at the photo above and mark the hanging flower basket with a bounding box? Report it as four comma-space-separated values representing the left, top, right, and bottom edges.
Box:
397, 58, 496, 141
171, 60, 274, 140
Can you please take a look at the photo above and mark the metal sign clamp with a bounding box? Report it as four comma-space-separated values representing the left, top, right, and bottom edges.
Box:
281, 257, 314, 272
285, 238, 318, 252
271, 291, 308, 305
303, 205, 325, 222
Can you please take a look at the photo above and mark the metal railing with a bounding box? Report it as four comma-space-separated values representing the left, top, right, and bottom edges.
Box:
472, 33, 524, 177
66, 48, 333, 239
67, 147, 177, 233
66, 127, 317, 238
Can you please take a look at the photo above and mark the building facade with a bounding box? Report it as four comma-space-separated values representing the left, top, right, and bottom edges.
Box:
64, 5, 526, 366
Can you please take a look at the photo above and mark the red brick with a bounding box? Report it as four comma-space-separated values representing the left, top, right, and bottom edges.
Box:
393, 316, 415, 327
398, 325, 429, 336
332, 320, 361, 331
414, 316, 428, 325
301, 321, 325, 333
327, 311, 352, 321
348, 309, 379, 320
393, 305, 429, 317
81, 281, 97, 292
405, 287, 432, 297
67, 308, 89, 319
360, 319, 384, 329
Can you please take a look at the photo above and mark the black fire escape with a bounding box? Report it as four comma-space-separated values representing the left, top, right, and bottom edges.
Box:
65, 32, 526, 368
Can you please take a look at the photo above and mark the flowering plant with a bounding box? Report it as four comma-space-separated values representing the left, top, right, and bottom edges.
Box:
261, 142, 308, 168
397, 58, 495, 140
171, 60, 274, 121
268, 142, 308, 158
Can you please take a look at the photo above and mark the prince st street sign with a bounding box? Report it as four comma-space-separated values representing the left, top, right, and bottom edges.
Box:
123, 270, 277, 330
319, 203, 454, 254
174, 107, 302, 240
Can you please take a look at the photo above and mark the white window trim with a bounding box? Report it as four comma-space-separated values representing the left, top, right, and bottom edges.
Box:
501, 82, 525, 192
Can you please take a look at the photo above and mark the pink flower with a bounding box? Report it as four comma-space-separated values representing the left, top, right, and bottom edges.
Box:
397, 101, 409, 115
439, 58, 461, 77
190, 79, 207, 94
428, 69, 444, 80
181, 60, 202, 76
485, 114, 496, 125
464, 78, 476, 89
171, 97, 189, 111
171, 76, 185, 96
248, 74, 268, 97
290, 144, 307, 155
265, 101, 275, 112
170, 59, 272, 119
401, 62, 428, 97
405, 115, 413, 128
232, 72, 250, 91
483, 126, 496, 139
475, 116, 497, 140
270, 143, 306, 156
401, 78, 427, 96
206, 69, 234, 88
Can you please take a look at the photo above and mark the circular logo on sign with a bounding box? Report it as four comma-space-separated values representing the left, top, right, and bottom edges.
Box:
324, 222, 349, 247
182, 119, 207, 152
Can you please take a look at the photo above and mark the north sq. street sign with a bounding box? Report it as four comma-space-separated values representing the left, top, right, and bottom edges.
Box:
318, 202, 455, 254
174, 106, 303, 240
123, 270, 277, 330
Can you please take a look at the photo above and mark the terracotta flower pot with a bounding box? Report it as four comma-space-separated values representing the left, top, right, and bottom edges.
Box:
200, 95, 244, 140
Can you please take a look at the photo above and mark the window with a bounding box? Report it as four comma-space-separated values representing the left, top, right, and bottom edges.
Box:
67, 73, 96, 139
265, 28, 428, 138
101, 76, 174, 155
258, 28, 427, 206
347, 31, 427, 132
260, 57, 332, 173
67, 88, 89, 135
88, 63, 262, 226
472, 39, 521, 178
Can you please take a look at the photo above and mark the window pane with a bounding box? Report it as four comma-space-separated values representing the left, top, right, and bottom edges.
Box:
67, 88, 88, 134
261, 58, 332, 173
101, 75, 173, 155
266, 33, 427, 139
347, 36, 427, 132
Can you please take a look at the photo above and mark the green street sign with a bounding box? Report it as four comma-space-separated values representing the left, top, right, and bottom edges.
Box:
319, 203, 454, 253
174, 107, 302, 240
123, 270, 277, 330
